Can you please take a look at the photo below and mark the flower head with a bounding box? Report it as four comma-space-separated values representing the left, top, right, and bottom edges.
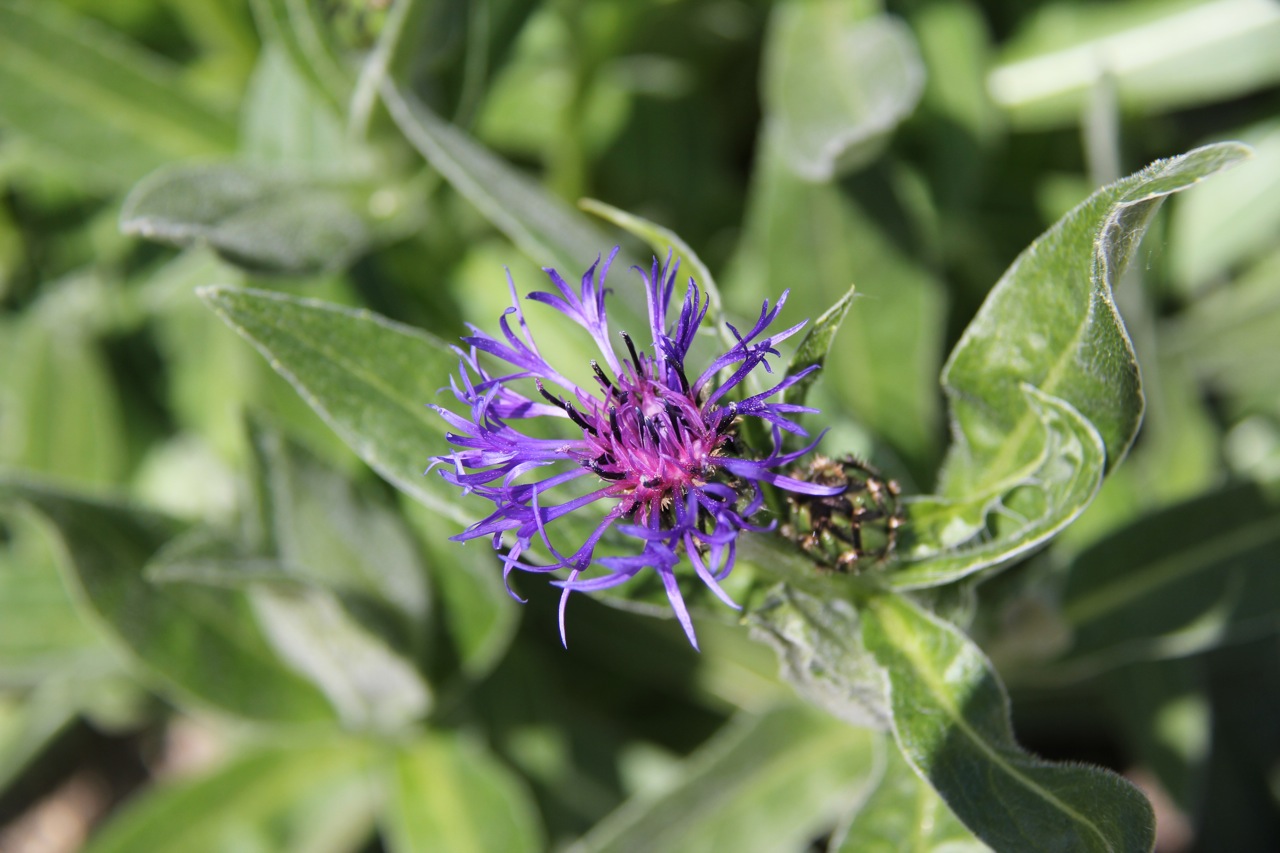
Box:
430, 248, 842, 648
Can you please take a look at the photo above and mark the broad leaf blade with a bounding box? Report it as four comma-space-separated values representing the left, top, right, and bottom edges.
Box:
0, 1, 235, 190
384, 733, 541, 853
861, 591, 1155, 853
1052, 482, 1280, 679
833, 746, 989, 852
4, 480, 335, 723
764, 3, 925, 180
891, 387, 1105, 589
380, 81, 630, 274
249, 0, 353, 111
121, 164, 413, 275
86, 739, 378, 853
746, 583, 889, 730
573, 704, 879, 853
199, 287, 466, 521
940, 142, 1250, 500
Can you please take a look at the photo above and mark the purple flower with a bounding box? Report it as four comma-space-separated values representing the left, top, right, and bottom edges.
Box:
430, 249, 843, 648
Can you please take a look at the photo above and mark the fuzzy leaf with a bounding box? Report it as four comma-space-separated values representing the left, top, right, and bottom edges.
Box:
861, 591, 1155, 853
121, 164, 415, 275
890, 387, 1104, 589
939, 143, 1250, 502
832, 746, 989, 852
199, 287, 467, 522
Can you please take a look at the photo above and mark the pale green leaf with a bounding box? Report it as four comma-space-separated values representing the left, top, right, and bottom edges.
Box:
86, 739, 378, 853
890, 387, 1104, 589
1050, 482, 1280, 679
121, 164, 415, 275
939, 142, 1250, 501
746, 583, 889, 730
572, 704, 880, 853
732, 142, 946, 468
1169, 120, 1280, 293
249, 0, 353, 111
764, 2, 925, 180
384, 733, 541, 853
832, 746, 989, 853
0, 682, 79, 791
379, 81, 630, 275
198, 287, 467, 522
783, 285, 857, 409
989, 0, 1280, 130
3, 479, 335, 723
0, 0, 235, 190
861, 591, 1155, 853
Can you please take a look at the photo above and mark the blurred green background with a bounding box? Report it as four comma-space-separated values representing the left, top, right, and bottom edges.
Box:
1, 0, 1279, 850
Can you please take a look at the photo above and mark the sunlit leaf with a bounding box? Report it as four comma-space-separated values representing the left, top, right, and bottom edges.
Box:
199, 287, 466, 522
939, 143, 1249, 502
384, 733, 541, 853
764, 2, 925, 180
121, 164, 415, 275
572, 704, 879, 853
861, 591, 1155, 852
989, 0, 1280, 129
890, 387, 1104, 589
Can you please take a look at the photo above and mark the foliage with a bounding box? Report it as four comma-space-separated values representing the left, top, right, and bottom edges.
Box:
2, 0, 1279, 850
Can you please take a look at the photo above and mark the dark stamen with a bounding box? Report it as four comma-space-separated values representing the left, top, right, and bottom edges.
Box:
589, 459, 626, 480
621, 331, 643, 371
565, 402, 597, 435
609, 407, 623, 442
670, 357, 691, 393
645, 417, 661, 445
591, 360, 614, 392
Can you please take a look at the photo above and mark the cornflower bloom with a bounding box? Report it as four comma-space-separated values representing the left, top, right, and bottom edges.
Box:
430, 249, 842, 648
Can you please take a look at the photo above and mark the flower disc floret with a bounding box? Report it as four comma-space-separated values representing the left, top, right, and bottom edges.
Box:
430, 248, 842, 648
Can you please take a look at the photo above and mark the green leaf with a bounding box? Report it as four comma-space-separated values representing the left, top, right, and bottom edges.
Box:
783, 285, 857, 409
1051, 482, 1280, 679
249, 0, 353, 111
248, 420, 430, 623
890, 387, 1105, 589
3, 479, 335, 723
0, 509, 103, 683
0, 309, 126, 487
989, 0, 1280, 130
732, 143, 946, 469
403, 499, 518, 681
86, 739, 378, 853
1169, 119, 1280, 294
0, 682, 79, 791
861, 591, 1155, 853
763, 2, 925, 180
572, 704, 879, 853
198, 287, 467, 522
939, 142, 1250, 502
746, 583, 889, 729
833, 746, 989, 852
379, 81, 630, 275
121, 164, 414, 275
0, 0, 236, 191
384, 733, 541, 853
